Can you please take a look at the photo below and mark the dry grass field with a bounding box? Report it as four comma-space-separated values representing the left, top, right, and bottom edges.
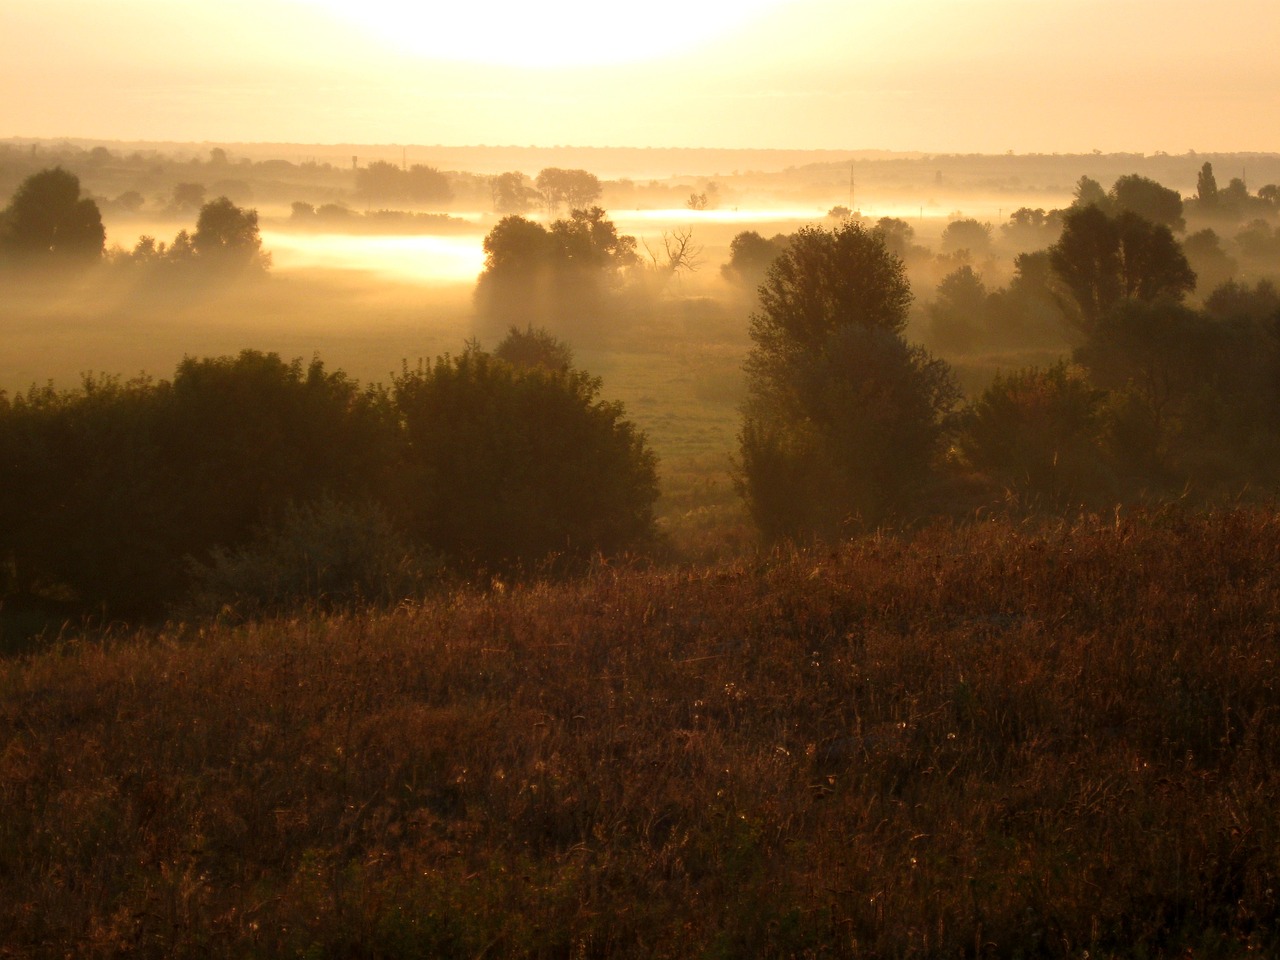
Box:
3, 509, 1278, 957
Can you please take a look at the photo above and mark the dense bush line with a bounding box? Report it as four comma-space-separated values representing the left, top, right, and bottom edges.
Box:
0, 345, 659, 618
1, 510, 1277, 956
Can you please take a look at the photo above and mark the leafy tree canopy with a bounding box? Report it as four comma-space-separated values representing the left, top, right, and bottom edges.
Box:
1109, 174, 1185, 231
192, 196, 271, 273
1049, 206, 1195, 330
0, 166, 105, 267
740, 220, 956, 539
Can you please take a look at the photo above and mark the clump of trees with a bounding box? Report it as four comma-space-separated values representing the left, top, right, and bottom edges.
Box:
0, 168, 271, 280
534, 168, 601, 217
486, 168, 602, 217
0, 340, 658, 619
473, 206, 644, 340
111, 195, 271, 277
1048, 205, 1196, 330
354, 160, 453, 206
732, 169, 1280, 543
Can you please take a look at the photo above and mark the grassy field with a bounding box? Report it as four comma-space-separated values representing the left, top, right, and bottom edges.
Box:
2, 509, 1278, 957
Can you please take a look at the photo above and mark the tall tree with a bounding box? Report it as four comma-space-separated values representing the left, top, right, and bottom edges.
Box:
1049, 206, 1195, 331
1071, 176, 1110, 211
1196, 162, 1220, 208
739, 221, 957, 539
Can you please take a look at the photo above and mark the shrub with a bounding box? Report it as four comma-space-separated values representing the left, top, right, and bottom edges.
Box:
957, 363, 1114, 509
185, 498, 436, 619
392, 348, 658, 569
492, 325, 574, 373
0, 352, 398, 614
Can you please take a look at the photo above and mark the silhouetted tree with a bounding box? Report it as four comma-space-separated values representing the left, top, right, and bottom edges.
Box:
1049, 207, 1195, 330
169, 182, 206, 213
192, 196, 270, 273
739, 221, 957, 539
405, 164, 452, 204
115, 190, 145, 213
1182, 229, 1237, 294
474, 208, 639, 336
355, 160, 452, 205
872, 216, 923, 260
1109, 174, 1185, 231
1196, 162, 1219, 208
0, 167, 105, 267
1000, 207, 1062, 250
721, 230, 787, 289
926, 265, 991, 352
1071, 176, 1110, 211
643, 228, 702, 278
550, 206, 639, 272
1204, 279, 1280, 325
940, 218, 993, 257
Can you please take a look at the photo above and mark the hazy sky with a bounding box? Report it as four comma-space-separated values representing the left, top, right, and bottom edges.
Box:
3, 0, 1278, 153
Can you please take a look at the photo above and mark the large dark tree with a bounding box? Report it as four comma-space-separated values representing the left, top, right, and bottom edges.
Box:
739, 221, 957, 539
1196, 162, 1220, 208
1049, 207, 1195, 331
0, 167, 105, 266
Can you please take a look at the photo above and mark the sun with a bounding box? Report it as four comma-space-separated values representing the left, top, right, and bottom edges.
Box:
299, 0, 786, 68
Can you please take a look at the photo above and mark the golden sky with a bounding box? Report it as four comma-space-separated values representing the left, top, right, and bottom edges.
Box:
3, 0, 1278, 152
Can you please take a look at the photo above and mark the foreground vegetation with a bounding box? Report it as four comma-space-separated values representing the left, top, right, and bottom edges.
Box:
3, 510, 1278, 958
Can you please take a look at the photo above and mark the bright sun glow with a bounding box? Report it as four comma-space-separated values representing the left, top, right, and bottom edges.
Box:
302, 0, 786, 67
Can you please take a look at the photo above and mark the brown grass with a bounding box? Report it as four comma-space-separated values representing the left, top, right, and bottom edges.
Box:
3, 509, 1279, 957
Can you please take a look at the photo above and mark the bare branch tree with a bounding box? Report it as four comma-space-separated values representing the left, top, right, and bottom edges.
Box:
644, 228, 704, 278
